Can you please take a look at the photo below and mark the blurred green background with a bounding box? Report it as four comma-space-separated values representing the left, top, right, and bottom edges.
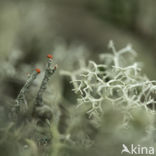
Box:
0, 0, 155, 78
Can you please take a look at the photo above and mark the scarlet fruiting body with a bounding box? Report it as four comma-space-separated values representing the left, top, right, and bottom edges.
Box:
47, 54, 53, 59
35, 68, 41, 73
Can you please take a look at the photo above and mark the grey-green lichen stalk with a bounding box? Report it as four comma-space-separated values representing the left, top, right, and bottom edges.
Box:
36, 54, 57, 107
12, 54, 57, 124
33, 54, 57, 126
12, 69, 40, 119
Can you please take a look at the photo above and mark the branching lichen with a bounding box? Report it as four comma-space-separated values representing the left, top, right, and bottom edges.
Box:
62, 41, 156, 127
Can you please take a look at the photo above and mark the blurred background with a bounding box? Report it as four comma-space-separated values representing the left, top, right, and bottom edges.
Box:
0, 0, 156, 78
0, 0, 156, 156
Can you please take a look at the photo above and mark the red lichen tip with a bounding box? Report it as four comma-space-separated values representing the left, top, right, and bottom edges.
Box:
47, 54, 53, 59
35, 68, 41, 73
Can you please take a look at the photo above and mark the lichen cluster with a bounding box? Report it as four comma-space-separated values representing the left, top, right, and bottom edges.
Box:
1, 42, 156, 156
65, 41, 156, 127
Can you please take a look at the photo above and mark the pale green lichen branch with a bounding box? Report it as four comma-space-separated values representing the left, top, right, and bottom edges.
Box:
13, 70, 39, 116
36, 58, 57, 107
62, 41, 156, 128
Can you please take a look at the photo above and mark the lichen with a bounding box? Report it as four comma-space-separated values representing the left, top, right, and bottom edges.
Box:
63, 41, 156, 128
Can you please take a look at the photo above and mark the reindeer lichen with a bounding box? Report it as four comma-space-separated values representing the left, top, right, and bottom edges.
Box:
63, 41, 156, 127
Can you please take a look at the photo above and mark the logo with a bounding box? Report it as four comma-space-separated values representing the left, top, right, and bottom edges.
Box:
121, 144, 154, 155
